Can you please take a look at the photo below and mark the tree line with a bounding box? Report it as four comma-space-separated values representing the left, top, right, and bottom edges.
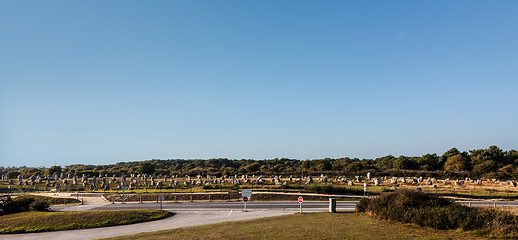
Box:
2, 146, 517, 180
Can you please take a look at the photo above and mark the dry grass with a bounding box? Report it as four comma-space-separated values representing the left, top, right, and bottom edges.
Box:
106, 212, 484, 240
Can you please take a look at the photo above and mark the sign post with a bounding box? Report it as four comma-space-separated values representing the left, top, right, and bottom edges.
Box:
243, 196, 248, 211
298, 196, 303, 213
122, 183, 126, 204
158, 195, 164, 210
363, 183, 367, 196
241, 190, 252, 212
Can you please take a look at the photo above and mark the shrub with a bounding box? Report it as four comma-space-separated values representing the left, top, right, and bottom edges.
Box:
356, 189, 518, 238
0, 196, 52, 215
29, 200, 50, 212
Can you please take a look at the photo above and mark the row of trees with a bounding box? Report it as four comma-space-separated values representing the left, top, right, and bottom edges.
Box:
2, 146, 517, 180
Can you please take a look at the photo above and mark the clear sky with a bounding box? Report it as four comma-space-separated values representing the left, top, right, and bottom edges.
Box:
1, 1, 517, 167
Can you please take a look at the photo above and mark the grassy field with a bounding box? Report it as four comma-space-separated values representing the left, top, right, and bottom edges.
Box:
106, 212, 484, 240
0, 210, 173, 233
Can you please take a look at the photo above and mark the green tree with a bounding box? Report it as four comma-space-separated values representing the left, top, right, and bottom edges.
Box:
345, 162, 364, 171
6, 171, 20, 179
245, 162, 261, 172
376, 155, 396, 170
46, 166, 62, 176
440, 148, 460, 164
444, 154, 471, 172
394, 156, 418, 170
138, 162, 155, 175
418, 154, 441, 171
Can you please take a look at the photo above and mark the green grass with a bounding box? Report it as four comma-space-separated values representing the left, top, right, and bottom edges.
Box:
105, 212, 483, 240
0, 210, 173, 233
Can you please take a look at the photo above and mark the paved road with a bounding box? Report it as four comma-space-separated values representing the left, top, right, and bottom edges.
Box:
51, 200, 358, 212
50, 200, 518, 212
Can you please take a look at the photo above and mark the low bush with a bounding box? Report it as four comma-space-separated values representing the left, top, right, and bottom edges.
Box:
0, 196, 51, 215
356, 189, 518, 238
29, 200, 50, 211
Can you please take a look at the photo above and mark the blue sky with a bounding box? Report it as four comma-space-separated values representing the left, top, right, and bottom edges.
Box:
1, 1, 517, 167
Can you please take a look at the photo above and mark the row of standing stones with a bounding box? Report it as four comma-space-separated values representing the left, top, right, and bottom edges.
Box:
2, 172, 517, 192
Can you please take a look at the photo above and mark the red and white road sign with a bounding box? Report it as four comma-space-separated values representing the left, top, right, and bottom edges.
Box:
243, 196, 248, 202
298, 196, 303, 203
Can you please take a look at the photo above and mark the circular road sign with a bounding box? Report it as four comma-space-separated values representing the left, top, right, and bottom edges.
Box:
298, 196, 303, 203
243, 196, 248, 202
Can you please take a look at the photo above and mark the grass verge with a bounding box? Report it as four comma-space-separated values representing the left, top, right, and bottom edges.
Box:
106, 212, 482, 240
0, 210, 173, 233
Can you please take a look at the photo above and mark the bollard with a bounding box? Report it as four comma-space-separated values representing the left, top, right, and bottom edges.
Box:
329, 198, 336, 213
469, 202, 471, 207
65, 199, 67, 205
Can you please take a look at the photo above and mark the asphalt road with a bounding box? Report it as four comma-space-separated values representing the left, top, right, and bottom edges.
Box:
51, 200, 358, 212
50, 200, 518, 212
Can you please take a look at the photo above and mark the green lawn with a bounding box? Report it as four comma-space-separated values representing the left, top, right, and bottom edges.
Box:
0, 210, 173, 233
106, 212, 485, 240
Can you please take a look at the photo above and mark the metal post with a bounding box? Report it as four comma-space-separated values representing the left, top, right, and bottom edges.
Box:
299, 202, 302, 213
